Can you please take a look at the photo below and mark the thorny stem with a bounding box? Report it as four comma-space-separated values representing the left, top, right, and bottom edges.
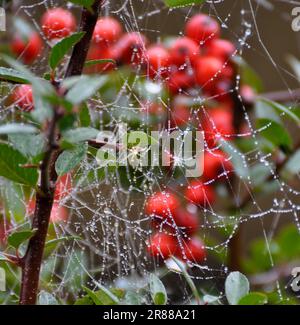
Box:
19, 2, 102, 305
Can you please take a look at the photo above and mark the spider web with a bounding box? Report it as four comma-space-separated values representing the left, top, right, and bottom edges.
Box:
1, 0, 300, 305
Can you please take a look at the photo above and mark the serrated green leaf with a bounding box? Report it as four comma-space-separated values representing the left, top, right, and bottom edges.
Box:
49, 32, 85, 70
238, 292, 268, 305
8, 229, 37, 249
149, 274, 167, 305
0, 143, 38, 186
225, 272, 250, 305
164, 0, 205, 7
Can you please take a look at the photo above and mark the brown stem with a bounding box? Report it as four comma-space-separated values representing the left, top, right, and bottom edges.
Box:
19, 2, 102, 305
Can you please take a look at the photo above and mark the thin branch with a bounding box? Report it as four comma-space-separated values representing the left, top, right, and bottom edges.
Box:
19, 2, 103, 305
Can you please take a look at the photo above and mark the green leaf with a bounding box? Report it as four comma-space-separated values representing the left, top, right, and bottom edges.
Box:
238, 292, 268, 305
2, 181, 26, 223
38, 291, 59, 305
124, 291, 143, 305
0, 123, 38, 135
69, 0, 95, 11
8, 229, 37, 249
149, 274, 167, 305
63, 127, 99, 143
83, 285, 120, 305
259, 98, 300, 125
171, 257, 201, 303
79, 103, 91, 127
49, 32, 85, 70
85, 59, 116, 67
0, 67, 29, 84
164, 0, 205, 7
255, 99, 293, 150
225, 271, 250, 305
9, 134, 45, 158
0, 143, 38, 186
256, 119, 292, 150
56, 144, 87, 176
277, 225, 300, 260
74, 295, 93, 305
66, 76, 107, 105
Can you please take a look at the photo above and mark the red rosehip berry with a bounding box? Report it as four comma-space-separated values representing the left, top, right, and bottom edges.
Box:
148, 232, 178, 259
114, 32, 148, 66
27, 200, 69, 223
185, 180, 215, 206
169, 37, 199, 67
173, 209, 199, 236
168, 69, 195, 94
41, 8, 76, 40
202, 108, 235, 146
145, 191, 179, 219
205, 78, 233, 103
54, 174, 73, 202
146, 45, 171, 78
11, 32, 43, 64
195, 56, 224, 88
205, 39, 236, 61
180, 237, 206, 262
86, 44, 117, 73
50, 203, 69, 223
92, 17, 123, 46
203, 149, 233, 180
171, 104, 190, 127
240, 85, 256, 105
185, 14, 220, 45
11, 84, 34, 112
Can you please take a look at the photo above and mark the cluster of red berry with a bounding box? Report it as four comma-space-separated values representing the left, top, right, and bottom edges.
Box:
8, 8, 254, 263
145, 192, 206, 263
